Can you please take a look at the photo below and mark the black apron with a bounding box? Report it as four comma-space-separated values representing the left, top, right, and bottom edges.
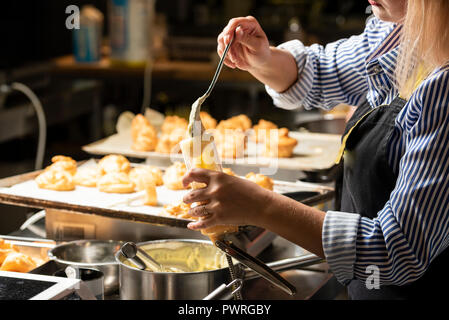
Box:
340, 95, 449, 300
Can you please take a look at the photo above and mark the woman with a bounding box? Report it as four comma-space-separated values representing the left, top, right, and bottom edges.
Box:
182, 0, 449, 299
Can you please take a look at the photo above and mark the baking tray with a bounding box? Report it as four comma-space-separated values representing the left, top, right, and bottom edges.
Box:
0, 165, 334, 229
82, 131, 342, 172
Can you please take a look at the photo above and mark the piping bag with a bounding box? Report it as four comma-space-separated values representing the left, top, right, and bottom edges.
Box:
180, 120, 296, 297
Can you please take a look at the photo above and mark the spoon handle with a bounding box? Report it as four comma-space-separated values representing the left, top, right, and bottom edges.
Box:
136, 247, 164, 272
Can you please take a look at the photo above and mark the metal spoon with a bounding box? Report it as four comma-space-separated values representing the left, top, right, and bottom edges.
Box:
120, 242, 163, 272
188, 29, 236, 137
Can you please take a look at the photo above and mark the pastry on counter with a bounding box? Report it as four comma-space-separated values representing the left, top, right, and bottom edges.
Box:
0, 252, 37, 273
162, 162, 188, 190
252, 119, 278, 143
98, 154, 131, 175
45, 155, 77, 176
263, 128, 298, 158
245, 172, 274, 191
97, 172, 135, 194
131, 114, 158, 152
129, 166, 163, 188
200, 111, 217, 130
73, 167, 101, 188
155, 128, 186, 154
35, 169, 76, 191
161, 115, 188, 135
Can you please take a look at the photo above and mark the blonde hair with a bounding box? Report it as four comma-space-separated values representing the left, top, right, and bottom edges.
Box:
396, 0, 449, 98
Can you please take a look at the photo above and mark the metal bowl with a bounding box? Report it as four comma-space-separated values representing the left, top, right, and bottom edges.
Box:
48, 240, 122, 295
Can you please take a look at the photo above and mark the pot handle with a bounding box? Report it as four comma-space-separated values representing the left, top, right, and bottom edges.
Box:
242, 253, 324, 281
203, 278, 243, 300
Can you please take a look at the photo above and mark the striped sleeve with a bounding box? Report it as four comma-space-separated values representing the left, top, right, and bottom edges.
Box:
323, 68, 449, 286
266, 17, 394, 110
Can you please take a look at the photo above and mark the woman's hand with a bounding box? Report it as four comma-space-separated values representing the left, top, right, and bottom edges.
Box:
218, 16, 299, 93
182, 168, 274, 230
182, 168, 326, 257
217, 16, 271, 72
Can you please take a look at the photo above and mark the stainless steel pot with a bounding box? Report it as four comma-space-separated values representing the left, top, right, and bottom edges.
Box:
48, 240, 122, 295
115, 239, 323, 300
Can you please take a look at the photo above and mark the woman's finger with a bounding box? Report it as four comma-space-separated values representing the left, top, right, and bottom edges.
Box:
187, 214, 217, 230
230, 43, 249, 70
182, 168, 212, 188
217, 34, 236, 68
187, 203, 213, 218
234, 26, 265, 52
223, 16, 259, 38
183, 188, 211, 204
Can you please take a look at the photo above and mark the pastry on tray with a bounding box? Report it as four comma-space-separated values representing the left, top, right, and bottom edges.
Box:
143, 184, 158, 206
131, 114, 158, 152
161, 115, 188, 135
162, 162, 188, 190
129, 166, 163, 188
97, 172, 135, 194
35, 169, 76, 191
216, 114, 252, 132
214, 129, 247, 159
73, 167, 101, 188
98, 154, 131, 175
200, 111, 217, 130
155, 127, 186, 154
45, 155, 77, 176
252, 119, 278, 143
263, 128, 298, 158
245, 172, 274, 191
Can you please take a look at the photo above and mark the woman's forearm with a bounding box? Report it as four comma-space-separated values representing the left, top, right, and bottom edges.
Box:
248, 47, 299, 93
259, 192, 326, 258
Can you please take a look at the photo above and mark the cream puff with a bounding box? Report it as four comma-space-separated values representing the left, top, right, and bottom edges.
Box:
98, 154, 131, 175
97, 172, 135, 194
162, 162, 188, 190
129, 166, 163, 189
131, 114, 158, 152
45, 155, 77, 176
35, 169, 75, 191
73, 167, 101, 188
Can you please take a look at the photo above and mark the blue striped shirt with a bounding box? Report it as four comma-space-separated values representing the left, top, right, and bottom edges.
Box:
266, 17, 449, 286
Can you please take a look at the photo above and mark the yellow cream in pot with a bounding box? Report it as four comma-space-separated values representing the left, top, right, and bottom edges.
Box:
123, 242, 228, 273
